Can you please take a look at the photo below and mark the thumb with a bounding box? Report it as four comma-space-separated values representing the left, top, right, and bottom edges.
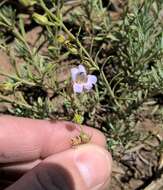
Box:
5, 145, 112, 190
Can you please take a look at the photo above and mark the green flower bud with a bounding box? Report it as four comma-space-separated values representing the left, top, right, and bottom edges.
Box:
57, 34, 66, 44
32, 13, 49, 26
69, 46, 78, 55
66, 42, 78, 55
19, 0, 36, 6
73, 113, 84, 124
0, 82, 14, 94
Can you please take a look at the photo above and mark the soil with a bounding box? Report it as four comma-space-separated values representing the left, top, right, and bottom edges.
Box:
111, 118, 163, 190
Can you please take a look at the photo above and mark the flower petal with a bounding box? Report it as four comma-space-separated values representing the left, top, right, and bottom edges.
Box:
87, 75, 97, 84
84, 83, 93, 90
71, 68, 79, 81
78, 65, 86, 74
73, 83, 83, 93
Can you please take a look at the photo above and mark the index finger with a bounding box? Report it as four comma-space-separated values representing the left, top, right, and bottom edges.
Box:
0, 115, 106, 163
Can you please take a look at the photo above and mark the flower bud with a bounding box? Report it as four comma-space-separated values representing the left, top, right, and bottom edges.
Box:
73, 113, 84, 124
19, 0, 36, 6
57, 34, 66, 44
0, 82, 13, 94
32, 13, 49, 26
66, 42, 78, 55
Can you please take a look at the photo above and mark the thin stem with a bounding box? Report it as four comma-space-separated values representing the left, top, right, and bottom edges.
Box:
0, 72, 36, 86
61, 24, 99, 70
39, 0, 99, 70
101, 70, 123, 111
0, 94, 32, 109
0, 13, 11, 26
13, 29, 32, 58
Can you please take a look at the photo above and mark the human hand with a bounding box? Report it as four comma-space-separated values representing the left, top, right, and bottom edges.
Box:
0, 116, 112, 190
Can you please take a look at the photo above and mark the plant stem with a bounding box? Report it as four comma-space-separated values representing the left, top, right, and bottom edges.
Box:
39, 0, 99, 70
101, 70, 123, 111
0, 72, 36, 86
0, 94, 32, 109
61, 24, 99, 70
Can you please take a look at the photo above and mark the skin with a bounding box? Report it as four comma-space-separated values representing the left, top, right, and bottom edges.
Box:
0, 115, 112, 190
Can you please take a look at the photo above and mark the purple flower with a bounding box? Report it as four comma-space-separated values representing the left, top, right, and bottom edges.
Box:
71, 65, 97, 93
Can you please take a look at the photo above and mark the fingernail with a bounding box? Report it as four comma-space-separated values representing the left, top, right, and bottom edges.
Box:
74, 145, 112, 190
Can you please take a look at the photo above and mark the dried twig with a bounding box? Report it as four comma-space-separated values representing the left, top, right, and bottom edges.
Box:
144, 173, 163, 190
